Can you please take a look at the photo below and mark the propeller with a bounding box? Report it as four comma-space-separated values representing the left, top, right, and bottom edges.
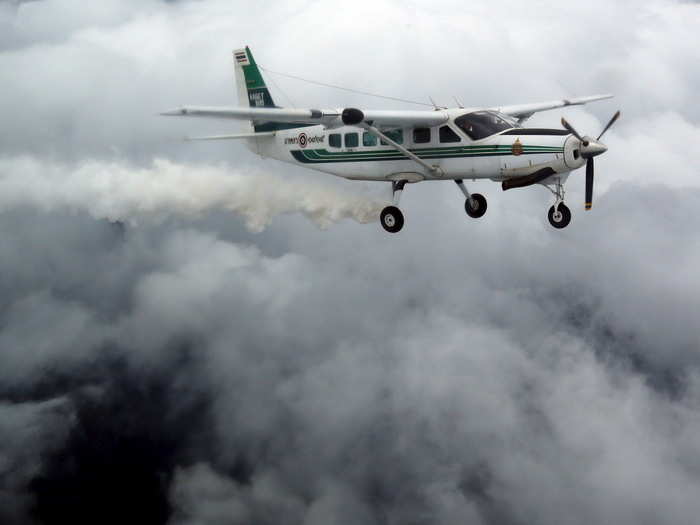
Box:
560, 117, 588, 145
597, 110, 621, 140
560, 111, 620, 210
585, 157, 594, 210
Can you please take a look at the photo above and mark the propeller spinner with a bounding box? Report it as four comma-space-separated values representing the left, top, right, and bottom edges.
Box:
561, 110, 620, 210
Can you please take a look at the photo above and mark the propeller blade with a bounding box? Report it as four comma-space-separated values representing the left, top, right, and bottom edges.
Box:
597, 110, 621, 140
561, 117, 586, 144
585, 158, 594, 210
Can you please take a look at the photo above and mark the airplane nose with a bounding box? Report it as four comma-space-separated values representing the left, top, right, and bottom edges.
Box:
580, 137, 607, 158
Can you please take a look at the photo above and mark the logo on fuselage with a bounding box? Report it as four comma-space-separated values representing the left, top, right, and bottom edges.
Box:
511, 138, 523, 156
285, 133, 325, 148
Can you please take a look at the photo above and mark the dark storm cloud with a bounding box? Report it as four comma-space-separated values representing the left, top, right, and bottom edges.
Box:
0, 1, 699, 524
25, 350, 213, 525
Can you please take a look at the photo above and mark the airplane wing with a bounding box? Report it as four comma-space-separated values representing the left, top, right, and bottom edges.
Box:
161, 95, 611, 128
161, 106, 333, 123
185, 131, 277, 141
492, 94, 613, 121
160, 106, 449, 128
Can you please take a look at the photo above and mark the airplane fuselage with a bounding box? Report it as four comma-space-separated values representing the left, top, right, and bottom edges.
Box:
249, 109, 586, 184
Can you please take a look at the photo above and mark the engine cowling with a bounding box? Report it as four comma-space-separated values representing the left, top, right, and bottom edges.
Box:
563, 134, 587, 170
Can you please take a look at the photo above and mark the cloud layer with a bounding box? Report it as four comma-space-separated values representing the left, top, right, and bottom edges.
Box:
1, 1, 699, 524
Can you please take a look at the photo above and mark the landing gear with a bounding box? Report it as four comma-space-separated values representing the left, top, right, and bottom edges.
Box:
380, 180, 407, 233
455, 180, 487, 219
380, 206, 404, 233
464, 193, 487, 218
545, 179, 571, 229
548, 203, 571, 228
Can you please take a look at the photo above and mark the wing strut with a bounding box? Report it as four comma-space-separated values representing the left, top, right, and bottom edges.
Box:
360, 124, 443, 176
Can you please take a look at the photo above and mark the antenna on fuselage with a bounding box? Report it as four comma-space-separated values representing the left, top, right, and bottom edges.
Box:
453, 96, 465, 109
428, 96, 447, 110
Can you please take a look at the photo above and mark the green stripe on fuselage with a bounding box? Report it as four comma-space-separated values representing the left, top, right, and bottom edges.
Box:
290, 145, 563, 164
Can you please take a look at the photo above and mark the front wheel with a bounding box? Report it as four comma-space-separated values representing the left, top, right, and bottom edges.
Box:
548, 203, 571, 229
380, 206, 404, 233
465, 193, 487, 218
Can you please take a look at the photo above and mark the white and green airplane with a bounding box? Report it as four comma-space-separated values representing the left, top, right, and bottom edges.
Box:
162, 46, 619, 233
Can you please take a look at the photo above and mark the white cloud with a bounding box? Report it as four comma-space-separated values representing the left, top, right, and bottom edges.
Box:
0, 1, 699, 524
0, 156, 385, 230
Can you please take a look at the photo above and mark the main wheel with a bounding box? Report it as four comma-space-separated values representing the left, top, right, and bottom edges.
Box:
380, 206, 404, 233
548, 203, 571, 229
465, 193, 487, 218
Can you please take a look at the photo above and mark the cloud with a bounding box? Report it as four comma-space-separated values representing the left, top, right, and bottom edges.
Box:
2, 178, 698, 523
0, 156, 385, 231
0, 1, 699, 524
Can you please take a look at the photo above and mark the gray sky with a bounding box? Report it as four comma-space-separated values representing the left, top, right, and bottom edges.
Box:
1, 1, 699, 524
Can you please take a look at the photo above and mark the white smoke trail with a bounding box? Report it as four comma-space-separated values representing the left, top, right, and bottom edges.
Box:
0, 157, 386, 231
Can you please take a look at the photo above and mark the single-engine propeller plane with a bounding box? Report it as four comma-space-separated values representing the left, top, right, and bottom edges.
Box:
162, 46, 620, 232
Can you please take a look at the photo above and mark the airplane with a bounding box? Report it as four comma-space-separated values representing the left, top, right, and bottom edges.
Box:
161, 46, 620, 233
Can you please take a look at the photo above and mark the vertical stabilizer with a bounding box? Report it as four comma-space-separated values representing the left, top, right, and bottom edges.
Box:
233, 46, 277, 133
233, 46, 311, 136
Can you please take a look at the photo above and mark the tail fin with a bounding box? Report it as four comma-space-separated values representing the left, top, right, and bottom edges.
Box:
233, 46, 276, 109
233, 46, 310, 133
233, 47, 277, 134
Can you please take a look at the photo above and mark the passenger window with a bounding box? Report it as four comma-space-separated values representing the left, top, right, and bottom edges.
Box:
380, 129, 403, 145
439, 126, 461, 143
344, 132, 359, 148
329, 133, 341, 148
413, 128, 431, 144
362, 132, 377, 147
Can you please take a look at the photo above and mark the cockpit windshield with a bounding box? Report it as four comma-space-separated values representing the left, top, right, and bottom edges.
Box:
454, 111, 518, 140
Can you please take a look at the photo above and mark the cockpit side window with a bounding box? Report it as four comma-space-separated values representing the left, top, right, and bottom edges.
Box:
454, 111, 514, 140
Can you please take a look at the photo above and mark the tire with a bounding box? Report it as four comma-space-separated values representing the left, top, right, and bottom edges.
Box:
465, 193, 487, 218
548, 203, 571, 229
380, 206, 404, 233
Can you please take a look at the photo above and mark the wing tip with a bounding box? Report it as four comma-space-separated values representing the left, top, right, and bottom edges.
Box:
160, 108, 187, 116
586, 93, 615, 102
565, 94, 615, 107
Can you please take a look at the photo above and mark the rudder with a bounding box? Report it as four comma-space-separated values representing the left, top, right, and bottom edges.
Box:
233, 47, 276, 110
233, 46, 310, 133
